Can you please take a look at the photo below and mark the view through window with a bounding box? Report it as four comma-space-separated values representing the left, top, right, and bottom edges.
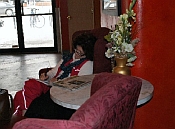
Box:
0, 0, 55, 50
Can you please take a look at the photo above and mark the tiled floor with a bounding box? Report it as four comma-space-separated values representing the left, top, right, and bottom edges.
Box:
0, 53, 61, 97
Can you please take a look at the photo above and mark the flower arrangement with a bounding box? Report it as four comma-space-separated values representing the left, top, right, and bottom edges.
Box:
104, 0, 139, 66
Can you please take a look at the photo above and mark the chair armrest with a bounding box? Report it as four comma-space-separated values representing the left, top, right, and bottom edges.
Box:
12, 118, 88, 129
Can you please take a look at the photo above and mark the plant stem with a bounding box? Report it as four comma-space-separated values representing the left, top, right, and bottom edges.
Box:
129, 0, 137, 11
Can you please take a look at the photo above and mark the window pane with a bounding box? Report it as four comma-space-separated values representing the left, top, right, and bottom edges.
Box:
0, 17, 18, 49
21, 0, 54, 48
22, 0, 52, 15
0, 2, 15, 16
22, 15, 54, 48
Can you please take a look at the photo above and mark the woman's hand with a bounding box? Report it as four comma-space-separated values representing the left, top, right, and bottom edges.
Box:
39, 73, 49, 81
49, 77, 57, 83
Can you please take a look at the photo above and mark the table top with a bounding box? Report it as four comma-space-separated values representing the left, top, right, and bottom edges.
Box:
50, 75, 154, 110
137, 78, 154, 106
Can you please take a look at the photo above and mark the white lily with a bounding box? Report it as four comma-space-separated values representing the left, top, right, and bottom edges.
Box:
104, 0, 139, 66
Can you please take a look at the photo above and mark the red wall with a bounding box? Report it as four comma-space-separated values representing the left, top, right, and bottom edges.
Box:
57, 0, 175, 127
122, 0, 175, 128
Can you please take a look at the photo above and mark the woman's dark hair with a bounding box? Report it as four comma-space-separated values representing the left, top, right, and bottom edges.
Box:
73, 33, 97, 61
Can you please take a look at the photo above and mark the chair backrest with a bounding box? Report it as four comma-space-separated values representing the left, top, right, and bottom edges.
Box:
70, 73, 142, 129
72, 27, 112, 74
90, 72, 127, 96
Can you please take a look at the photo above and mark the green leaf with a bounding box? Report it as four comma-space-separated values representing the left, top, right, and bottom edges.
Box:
104, 35, 111, 42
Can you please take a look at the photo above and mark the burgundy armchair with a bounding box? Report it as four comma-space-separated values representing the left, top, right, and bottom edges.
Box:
39, 27, 112, 77
72, 27, 112, 74
12, 73, 142, 129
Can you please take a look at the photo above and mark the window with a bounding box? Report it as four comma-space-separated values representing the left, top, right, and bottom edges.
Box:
102, 0, 121, 16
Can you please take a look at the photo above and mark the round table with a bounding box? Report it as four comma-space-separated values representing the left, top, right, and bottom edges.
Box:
50, 75, 154, 110
137, 78, 154, 106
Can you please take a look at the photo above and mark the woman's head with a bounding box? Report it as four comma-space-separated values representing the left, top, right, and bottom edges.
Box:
73, 33, 97, 61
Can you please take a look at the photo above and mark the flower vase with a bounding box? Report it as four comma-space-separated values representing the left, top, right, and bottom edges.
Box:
112, 56, 131, 75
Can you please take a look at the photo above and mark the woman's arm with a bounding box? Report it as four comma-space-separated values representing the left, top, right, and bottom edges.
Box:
46, 59, 63, 80
78, 61, 93, 76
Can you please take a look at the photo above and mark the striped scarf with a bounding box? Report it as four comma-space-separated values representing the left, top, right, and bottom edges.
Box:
57, 53, 86, 79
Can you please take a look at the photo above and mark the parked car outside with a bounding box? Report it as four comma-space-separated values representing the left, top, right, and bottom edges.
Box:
0, 2, 15, 16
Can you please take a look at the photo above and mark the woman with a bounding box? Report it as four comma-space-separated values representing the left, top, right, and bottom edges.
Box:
13, 33, 97, 119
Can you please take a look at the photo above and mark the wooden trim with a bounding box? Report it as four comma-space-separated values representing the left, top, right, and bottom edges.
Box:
93, 0, 101, 28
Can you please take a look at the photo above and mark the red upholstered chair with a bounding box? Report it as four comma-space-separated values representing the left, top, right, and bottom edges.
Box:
72, 27, 112, 73
39, 27, 112, 77
12, 73, 142, 129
